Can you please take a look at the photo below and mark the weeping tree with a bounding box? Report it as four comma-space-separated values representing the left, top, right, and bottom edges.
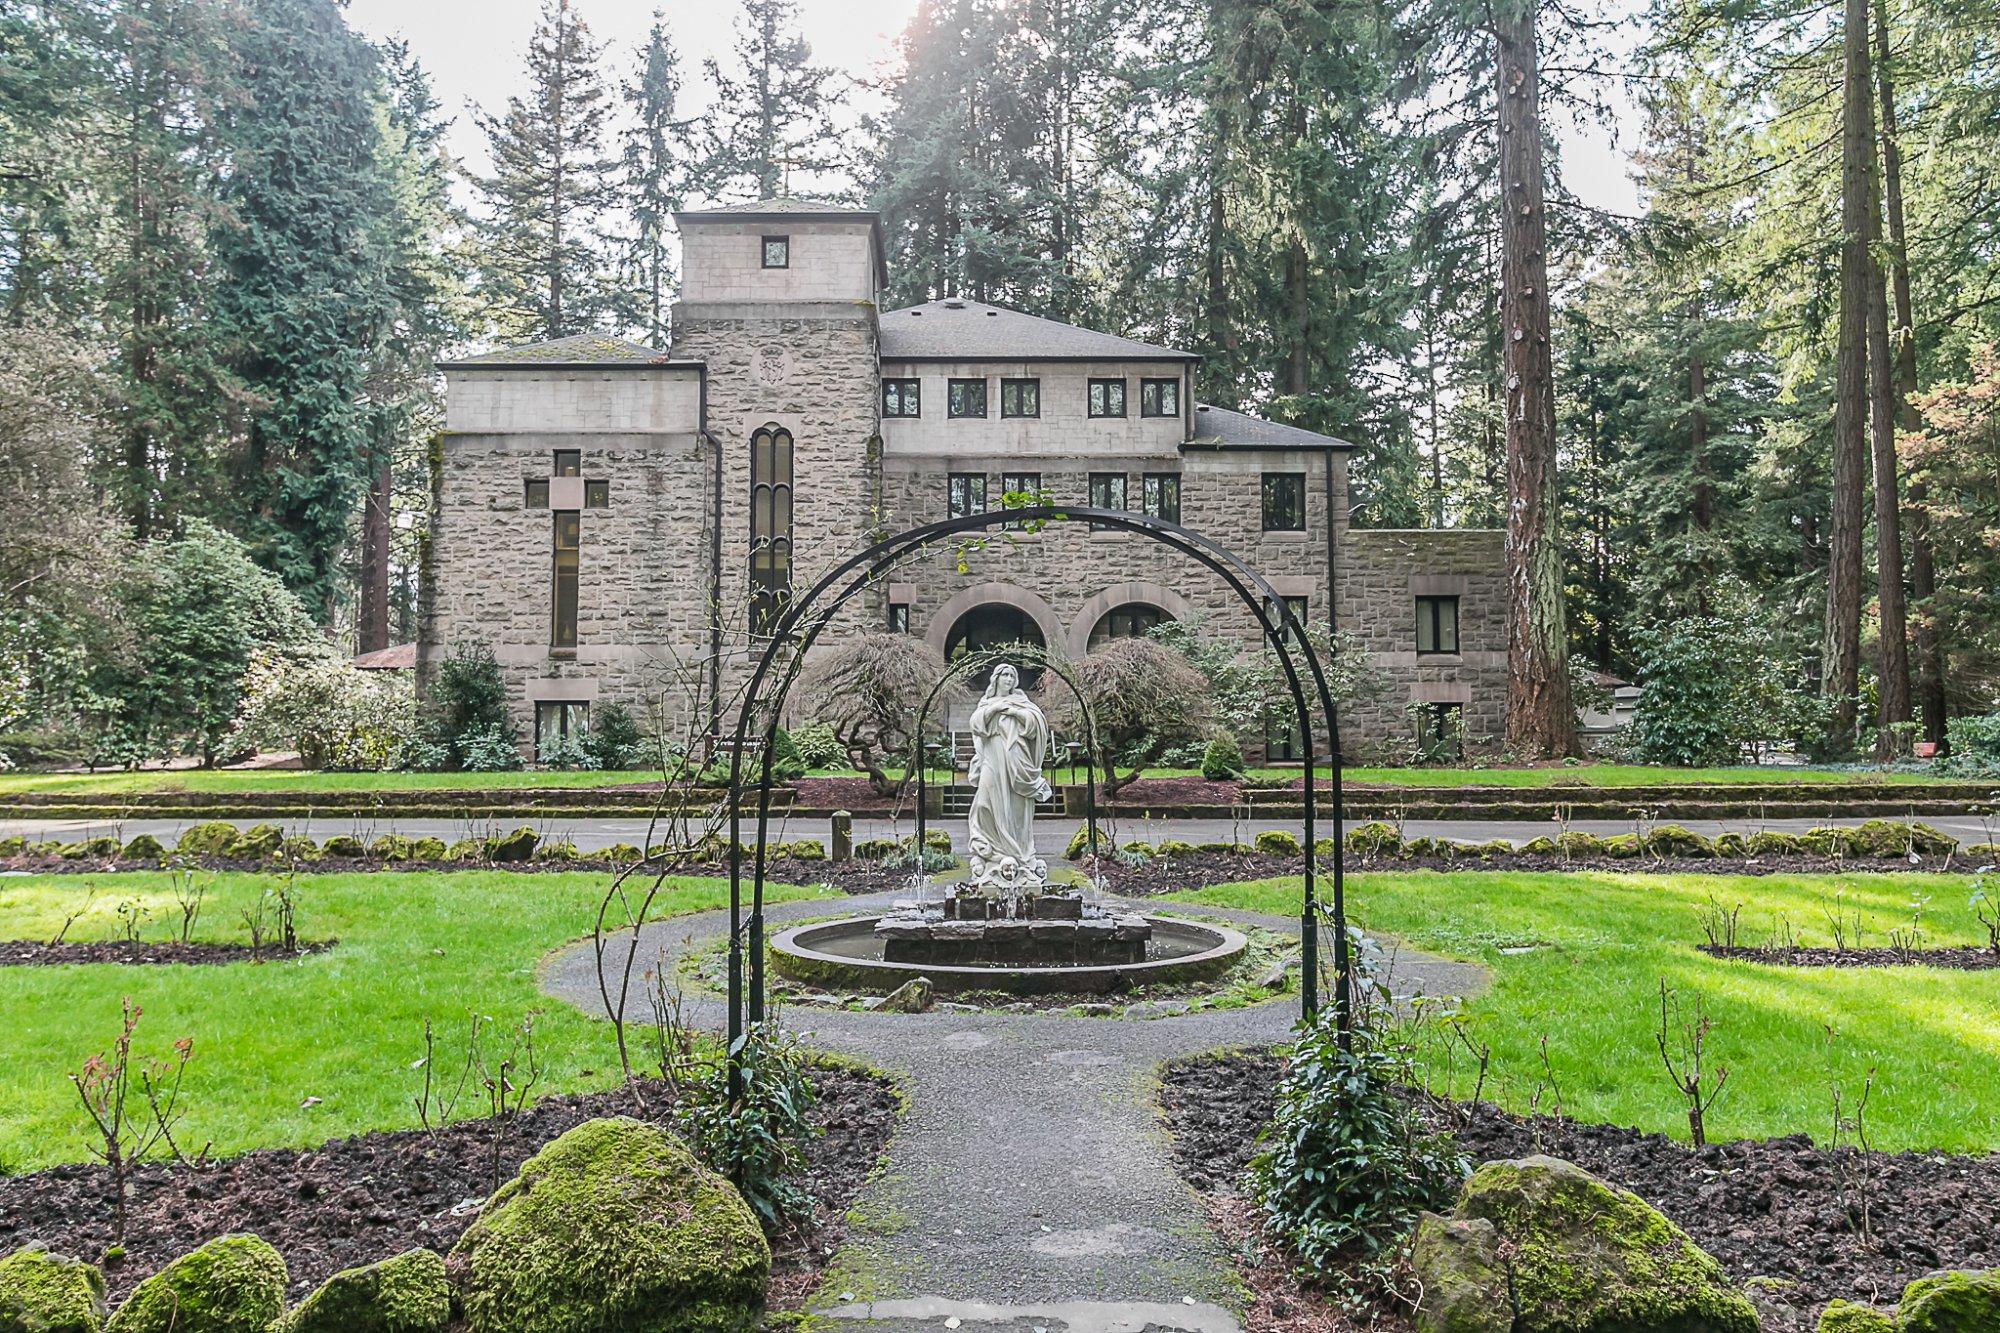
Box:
799, 633, 950, 795
1049, 638, 1211, 795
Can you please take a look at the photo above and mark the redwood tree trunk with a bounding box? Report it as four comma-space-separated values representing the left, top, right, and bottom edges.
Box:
1823, 0, 1873, 752
1875, 0, 1945, 747
357, 454, 393, 654
1866, 170, 1910, 757
1494, 0, 1575, 756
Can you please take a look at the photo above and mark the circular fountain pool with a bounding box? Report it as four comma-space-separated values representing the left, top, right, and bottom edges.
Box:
768, 913, 1249, 997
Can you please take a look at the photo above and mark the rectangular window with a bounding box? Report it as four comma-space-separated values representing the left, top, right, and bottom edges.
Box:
1261, 473, 1305, 531
948, 377, 988, 418
1416, 595, 1461, 656
584, 479, 609, 509
1088, 472, 1126, 530
1415, 702, 1465, 761
551, 510, 580, 648
1000, 378, 1040, 418
1264, 714, 1303, 763
947, 472, 987, 519
535, 701, 589, 752
1141, 472, 1180, 524
888, 603, 910, 634
883, 378, 921, 418
761, 235, 789, 268
1087, 378, 1126, 418
525, 478, 550, 509
1001, 471, 1041, 529
1140, 377, 1180, 417
1282, 594, 1309, 628
553, 450, 581, 478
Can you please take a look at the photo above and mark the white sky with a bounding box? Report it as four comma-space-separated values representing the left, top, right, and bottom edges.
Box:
344, 0, 1644, 220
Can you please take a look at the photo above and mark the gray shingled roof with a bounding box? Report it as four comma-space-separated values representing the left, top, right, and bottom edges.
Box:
441, 334, 676, 369
678, 197, 874, 219
1188, 403, 1358, 451
879, 299, 1198, 362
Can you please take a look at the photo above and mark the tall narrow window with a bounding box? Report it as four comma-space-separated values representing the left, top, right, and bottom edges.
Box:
1140, 377, 1180, 417
1261, 473, 1305, 531
551, 511, 580, 648
947, 472, 987, 518
1416, 595, 1460, 656
1142, 472, 1180, 523
750, 424, 794, 634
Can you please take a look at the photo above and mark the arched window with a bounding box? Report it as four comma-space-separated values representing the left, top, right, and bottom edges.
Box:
945, 603, 1045, 688
1087, 602, 1170, 652
749, 424, 794, 633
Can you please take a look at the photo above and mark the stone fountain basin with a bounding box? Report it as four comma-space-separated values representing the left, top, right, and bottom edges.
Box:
768, 914, 1250, 997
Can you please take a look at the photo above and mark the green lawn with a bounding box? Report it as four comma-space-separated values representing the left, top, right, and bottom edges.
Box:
0, 870, 834, 1171
0, 761, 1953, 798
1169, 869, 2000, 1152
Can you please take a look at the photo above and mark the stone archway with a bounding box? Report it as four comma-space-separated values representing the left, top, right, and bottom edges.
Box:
924, 582, 1064, 661
1066, 581, 1197, 658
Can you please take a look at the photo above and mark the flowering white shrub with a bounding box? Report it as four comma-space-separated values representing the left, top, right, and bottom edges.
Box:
230, 649, 417, 771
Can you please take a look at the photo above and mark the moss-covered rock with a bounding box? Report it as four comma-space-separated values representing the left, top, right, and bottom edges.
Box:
1255, 830, 1301, 857
1450, 1156, 1758, 1333
1601, 833, 1642, 859
63, 837, 121, 860
531, 839, 580, 862
1519, 836, 1559, 856
1851, 819, 1959, 858
106, 1234, 286, 1333
321, 834, 366, 859
1557, 831, 1605, 858
1410, 1214, 1510, 1333
277, 836, 320, 863
485, 826, 538, 863
0, 835, 25, 858
1712, 833, 1749, 859
781, 840, 825, 861
1119, 840, 1156, 859
29, 841, 63, 857
1899, 1269, 2000, 1333
445, 838, 483, 862
1645, 825, 1716, 859
1968, 842, 2000, 862
224, 824, 285, 860
1801, 826, 1863, 858
1160, 839, 1202, 857
369, 834, 415, 862
923, 829, 952, 853
409, 837, 448, 863
447, 1116, 769, 1333
1347, 821, 1402, 856
0, 1244, 108, 1333
1816, 1299, 1896, 1333
1474, 839, 1514, 860
876, 977, 934, 1013
854, 836, 901, 861
175, 822, 240, 856
271, 1248, 450, 1333
1747, 831, 1803, 857
602, 842, 645, 863
119, 834, 167, 862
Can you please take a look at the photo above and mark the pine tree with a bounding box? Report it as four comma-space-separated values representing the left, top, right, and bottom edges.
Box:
701, 0, 848, 201
622, 14, 693, 347
472, 0, 620, 342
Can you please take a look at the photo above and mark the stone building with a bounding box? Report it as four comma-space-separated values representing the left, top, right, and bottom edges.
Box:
422, 199, 1505, 761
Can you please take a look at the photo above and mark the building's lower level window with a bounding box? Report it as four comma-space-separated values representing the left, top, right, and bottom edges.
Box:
1414, 701, 1465, 761
1261, 473, 1305, 531
1416, 595, 1460, 655
948, 472, 987, 519
1142, 472, 1180, 523
535, 701, 588, 753
888, 603, 910, 634
1088, 472, 1125, 529
551, 511, 580, 647
1264, 714, 1303, 763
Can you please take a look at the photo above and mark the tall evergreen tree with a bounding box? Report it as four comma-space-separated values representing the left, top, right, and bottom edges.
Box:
621, 13, 693, 347
472, 0, 619, 342
701, 0, 847, 200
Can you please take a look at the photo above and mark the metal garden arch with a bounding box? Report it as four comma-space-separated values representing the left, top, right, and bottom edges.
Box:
723, 505, 1351, 1057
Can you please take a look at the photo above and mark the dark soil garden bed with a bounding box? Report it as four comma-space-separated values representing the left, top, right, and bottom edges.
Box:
0, 939, 332, 966
1160, 1049, 2000, 1332
0, 1065, 899, 1310
1699, 943, 2000, 970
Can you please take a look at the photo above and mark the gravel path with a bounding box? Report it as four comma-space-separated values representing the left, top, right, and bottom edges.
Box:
538, 892, 1484, 1332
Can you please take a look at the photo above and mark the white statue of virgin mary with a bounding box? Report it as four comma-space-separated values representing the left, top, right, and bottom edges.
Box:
965, 663, 1054, 894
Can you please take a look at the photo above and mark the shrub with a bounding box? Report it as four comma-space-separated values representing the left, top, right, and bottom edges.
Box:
456, 724, 522, 773
1250, 1010, 1467, 1269
767, 728, 805, 783
788, 721, 845, 770
1200, 731, 1246, 781
799, 634, 949, 795
667, 1024, 818, 1230
1629, 613, 1827, 766
1047, 638, 1211, 795
228, 650, 416, 771
535, 733, 596, 771
1941, 713, 2000, 775
579, 702, 649, 770
419, 643, 518, 771
1254, 830, 1301, 857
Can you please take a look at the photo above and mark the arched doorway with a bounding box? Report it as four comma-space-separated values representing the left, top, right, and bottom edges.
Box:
1086, 602, 1171, 652
944, 603, 1046, 687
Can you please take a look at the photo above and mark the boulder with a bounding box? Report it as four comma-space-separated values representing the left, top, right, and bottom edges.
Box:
1899, 1269, 2000, 1333
1347, 822, 1403, 856
1801, 827, 1863, 858
876, 978, 935, 1013
1712, 833, 1749, 859
446, 1117, 768, 1333
1645, 825, 1716, 859
485, 826, 538, 863
63, 838, 120, 860
1411, 1214, 1510, 1333
1816, 1299, 1896, 1333
531, 840, 580, 862
120, 835, 167, 862
320, 835, 366, 859
1474, 839, 1514, 860
1255, 830, 1301, 857
445, 839, 484, 862
277, 836, 320, 863
1519, 836, 1559, 856
224, 824, 285, 860
369, 835, 415, 862
1557, 832, 1606, 858
0, 836, 25, 859
1968, 842, 2000, 864
781, 840, 825, 861
0, 1244, 108, 1333
272, 1248, 451, 1333
409, 837, 449, 862
601, 842, 644, 863
1747, 831, 1803, 857
1443, 1156, 1757, 1333
174, 822, 240, 857
106, 1234, 286, 1333
1601, 833, 1642, 860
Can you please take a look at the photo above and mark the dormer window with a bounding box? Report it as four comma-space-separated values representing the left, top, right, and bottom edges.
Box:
761, 235, 790, 269
1140, 377, 1180, 417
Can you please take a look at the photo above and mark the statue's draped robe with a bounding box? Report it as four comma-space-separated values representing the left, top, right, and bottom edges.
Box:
967, 688, 1050, 884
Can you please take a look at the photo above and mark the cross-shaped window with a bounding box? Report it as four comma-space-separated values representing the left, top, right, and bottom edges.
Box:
525, 450, 611, 648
